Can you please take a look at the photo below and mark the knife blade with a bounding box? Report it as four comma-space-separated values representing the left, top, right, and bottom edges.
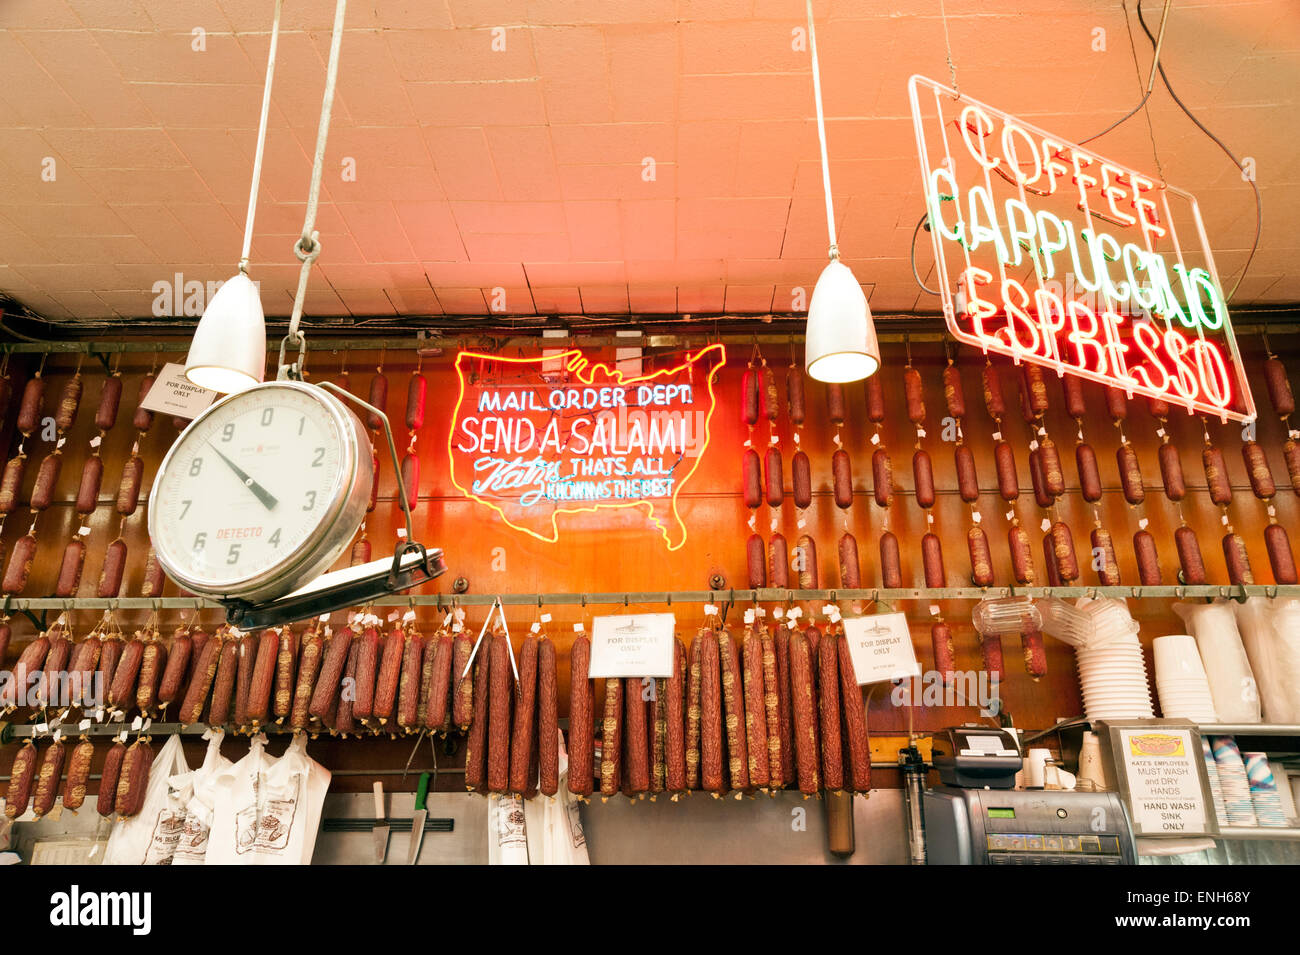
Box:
372, 781, 389, 864
407, 772, 431, 865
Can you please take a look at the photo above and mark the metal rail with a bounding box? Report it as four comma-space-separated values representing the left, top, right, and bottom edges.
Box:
2, 583, 1294, 614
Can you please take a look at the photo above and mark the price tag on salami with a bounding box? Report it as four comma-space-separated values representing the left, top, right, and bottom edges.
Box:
842, 612, 920, 685
588, 612, 675, 678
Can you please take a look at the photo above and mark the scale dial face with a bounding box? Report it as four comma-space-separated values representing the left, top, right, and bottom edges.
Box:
148, 381, 371, 601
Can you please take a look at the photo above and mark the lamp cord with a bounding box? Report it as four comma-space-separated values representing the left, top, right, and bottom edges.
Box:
805, 0, 837, 259
238, 0, 282, 274
287, 0, 349, 345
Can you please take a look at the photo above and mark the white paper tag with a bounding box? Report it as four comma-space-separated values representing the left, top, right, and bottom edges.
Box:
793, 432, 801, 445
992, 431, 1003, 441
441, 613, 452, 629
55, 436, 66, 449
1006, 510, 1015, 521
770, 434, 779, 445
870, 432, 880, 446
821, 604, 837, 617
139, 362, 218, 417
788, 607, 802, 621
540, 613, 552, 623
89, 435, 102, 448
1040, 517, 1052, 532
78, 719, 91, 732
843, 613, 921, 685
402, 610, 416, 623
744, 609, 755, 624
747, 514, 757, 531
832, 433, 842, 448
1138, 517, 1150, 530
1221, 514, 1230, 526
530, 622, 541, 634
769, 515, 779, 533
573, 622, 585, 633
1268, 504, 1277, 518
589, 614, 676, 678
387, 611, 400, 622
797, 517, 807, 529
78, 526, 91, 536
452, 622, 463, 633
743, 437, 752, 448
972, 511, 982, 524
916, 427, 926, 439
773, 607, 785, 619
755, 607, 766, 618
703, 604, 719, 616
35, 722, 49, 734
396, 528, 407, 539
926, 512, 935, 525
1028, 439, 1039, 451
131, 716, 143, 731
928, 603, 941, 616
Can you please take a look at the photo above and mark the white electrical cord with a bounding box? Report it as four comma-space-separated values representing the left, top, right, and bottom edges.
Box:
238, 0, 282, 274
287, 0, 349, 345
805, 0, 838, 260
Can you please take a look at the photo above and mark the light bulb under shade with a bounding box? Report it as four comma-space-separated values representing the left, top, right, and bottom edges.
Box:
184, 272, 267, 395
804, 259, 880, 383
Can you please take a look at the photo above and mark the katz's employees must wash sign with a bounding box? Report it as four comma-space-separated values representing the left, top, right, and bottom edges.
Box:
447, 344, 724, 550
1115, 727, 1212, 837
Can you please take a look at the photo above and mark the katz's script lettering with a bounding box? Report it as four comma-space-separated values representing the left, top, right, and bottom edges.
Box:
448, 345, 724, 549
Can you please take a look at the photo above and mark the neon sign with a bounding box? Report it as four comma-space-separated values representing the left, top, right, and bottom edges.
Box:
908, 75, 1255, 421
447, 344, 725, 550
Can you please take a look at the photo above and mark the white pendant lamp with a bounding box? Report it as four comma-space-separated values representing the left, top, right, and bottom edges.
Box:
184, 0, 283, 394
802, 0, 880, 383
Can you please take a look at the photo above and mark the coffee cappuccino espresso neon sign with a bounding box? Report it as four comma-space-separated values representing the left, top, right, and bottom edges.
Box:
448, 344, 724, 550
909, 74, 1254, 421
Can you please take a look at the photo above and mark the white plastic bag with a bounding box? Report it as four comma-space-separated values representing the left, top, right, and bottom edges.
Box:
488, 794, 529, 865
102, 735, 189, 865
208, 734, 330, 865
520, 730, 589, 865
1248, 598, 1300, 723
171, 729, 233, 866
1173, 600, 1261, 723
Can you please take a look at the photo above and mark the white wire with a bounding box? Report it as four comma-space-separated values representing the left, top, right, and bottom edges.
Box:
288, 0, 349, 342
805, 0, 837, 258
238, 0, 282, 273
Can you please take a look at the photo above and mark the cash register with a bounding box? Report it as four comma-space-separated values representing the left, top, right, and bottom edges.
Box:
921, 725, 1136, 865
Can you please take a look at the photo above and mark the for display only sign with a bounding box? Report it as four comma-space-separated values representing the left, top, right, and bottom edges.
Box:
908, 75, 1255, 422
588, 613, 676, 678
842, 613, 921, 685
139, 362, 218, 420
448, 344, 724, 549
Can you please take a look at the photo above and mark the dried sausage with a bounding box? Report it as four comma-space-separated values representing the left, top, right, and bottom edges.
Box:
62, 739, 94, 811
30, 452, 61, 511
665, 637, 687, 794
373, 627, 405, 726
872, 447, 893, 508
4, 534, 37, 595
718, 630, 749, 792
795, 535, 818, 589
132, 375, 155, 432
743, 449, 762, 509
865, 372, 886, 423
1043, 529, 1062, 587
1286, 440, 1300, 494
108, 637, 145, 712
538, 637, 559, 796
487, 633, 515, 792
1050, 521, 1079, 581
761, 364, 779, 422
451, 631, 474, 729
599, 674, 623, 797
1134, 529, 1162, 585
366, 373, 388, 432
968, 525, 994, 587
741, 366, 759, 426
350, 537, 371, 567
1104, 385, 1127, 421
832, 449, 852, 509
4, 742, 36, 818
406, 373, 426, 431
931, 621, 955, 687
142, 556, 165, 599
786, 364, 806, 426
1222, 532, 1254, 586
352, 626, 380, 721
791, 450, 812, 508
332, 639, 360, 736
765, 446, 783, 507
880, 531, 902, 588
1265, 357, 1294, 417
159, 631, 192, 711
56, 375, 81, 432
1176, 525, 1207, 585
769, 532, 789, 589
943, 363, 966, 420
1091, 527, 1121, 585
773, 627, 794, 786
207, 637, 239, 725
17, 376, 44, 435
1009, 523, 1035, 584
116, 455, 143, 515
96, 741, 126, 817
836, 637, 871, 793
1203, 445, 1232, 505
955, 444, 979, 502
75, 455, 103, 515
839, 532, 861, 588
982, 364, 1005, 420
1117, 443, 1145, 505
178, 631, 219, 725
1021, 625, 1047, 680
817, 630, 842, 791
1020, 363, 1048, 419
1242, 441, 1275, 499
1076, 442, 1102, 502
686, 632, 703, 791
994, 441, 1019, 501
1061, 373, 1087, 419
463, 635, 492, 792
0, 455, 25, 514
421, 631, 452, 731
247, 629, 278, 726
97, 538, 127, 598
115, 740, 154, 817
1159, 442, 1186, 501
368, 447, 379, 512
913, 448, 935, 508
699, 629, 723, 795
136, 636, 167, 714
922, 532, 945, 587
1265, 523, 1298, 585
746, 533, 767, 589
826, 383, 846, 425
95, 375, 122, 431
904, 367, 926, 424
788, 630, 819, 795
1039, 438, 1064, 498
982, 634, 1004, 683
510, 634, 539, 795
624, 676, 651, 796
399, 453, 419, 512
55, 538, 86, 597
1029, 446, 1052, 509
1147, 396, 1170, 419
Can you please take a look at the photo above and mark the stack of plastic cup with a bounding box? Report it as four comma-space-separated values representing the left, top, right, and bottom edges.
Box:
1154, 635, 1219, 722
1243, 752, 1288, 827
1211, 736, 1258, 826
